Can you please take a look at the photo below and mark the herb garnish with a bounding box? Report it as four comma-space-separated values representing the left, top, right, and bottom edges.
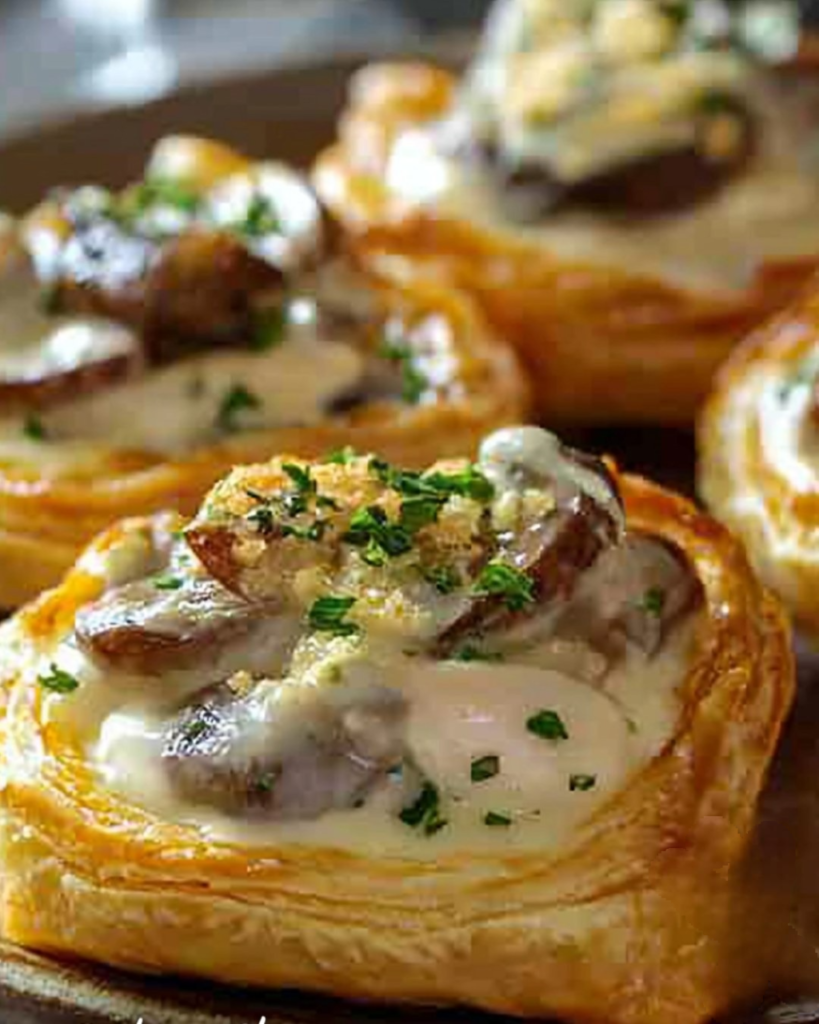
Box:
343, 506, 413, 566
471, 754, 500, 783
526, 709, 569, 742
399, 781, 447, 835
398, 494, 447, 533
117, 177, 201, 223
38, 663, 80, 694
324, 446, 358, 465
246, 505, 276, 536
421, 564, 461, 594
23, 415, 47, 441
640, 586, 666, 617
250, 305, 288, 351
152, 574, 184, 591
380, 336, 427, 404
474, 560, 535, 611
282, 521, 326, 542
452, 644, 504, 663
370, 459, 495, 503
483, 811, 512, 827
569, 774, 597, 792
216, 384, 262, 433
236, 193, 281, 237
282, 463, 316, 497
308, 595, 360, 637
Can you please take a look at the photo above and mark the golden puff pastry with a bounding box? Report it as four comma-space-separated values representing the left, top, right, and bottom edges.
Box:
314, 0, 819, 424
699, 273, 819, 638
0, 425, 793, 1024
0, 136, 527, 608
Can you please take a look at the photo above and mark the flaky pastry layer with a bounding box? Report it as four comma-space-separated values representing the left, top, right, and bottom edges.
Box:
0, 472, 793, 1024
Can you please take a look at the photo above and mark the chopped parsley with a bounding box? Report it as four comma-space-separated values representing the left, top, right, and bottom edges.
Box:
483, 811, 512, 827
317, 493, 341, 511
399, 781, 447, 835
474, 561, 535, 611
308, 595, 360, 637
343, 505, 412, 566
250, 305, 288, 351
246, 505, 276, 536
421, 564, 461, 594
324, 446, 358, 465
216, 384, 262, 433
282, 462, 316, 497
282, 520, 326, 542
371, 459, 495, 503
236, 193, 281, 237
37, 663, 80, 694
526, 709, 569, 742
470, 754, 500, 783
23, 415, 47, 441
152, 574, 184, 591
380, 336, 427, 404
183, 718, 209, 742
452, 644, 504, 663
398, 494, 447, 534
640, 586, 666, 617
569, 774, 597, 792
116, 176, 201, 223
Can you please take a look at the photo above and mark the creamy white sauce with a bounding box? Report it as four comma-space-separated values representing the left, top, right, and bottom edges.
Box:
80, 617, 692, 857
0, 334, 363, 460
386, 103, 819, 292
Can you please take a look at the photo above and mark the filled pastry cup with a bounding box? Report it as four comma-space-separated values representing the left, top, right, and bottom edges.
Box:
314, 0, 819, 424
699, 273, 819, 638
0, 136, 527, 607
0, 425, 792, 1024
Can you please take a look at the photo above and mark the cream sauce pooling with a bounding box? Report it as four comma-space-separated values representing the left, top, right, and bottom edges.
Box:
0, 334, 363, 459
85, 618, 694, 857
386, 106, 819, 292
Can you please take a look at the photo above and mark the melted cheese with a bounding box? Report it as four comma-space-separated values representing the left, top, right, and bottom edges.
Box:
79, 616, 693, 858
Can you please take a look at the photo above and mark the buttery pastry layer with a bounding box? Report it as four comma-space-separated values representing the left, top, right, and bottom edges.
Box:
0, 137, 527, 606
0, 425, 794, 1024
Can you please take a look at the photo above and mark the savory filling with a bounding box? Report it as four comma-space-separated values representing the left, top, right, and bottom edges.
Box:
386, 0, 819, 289
35, 427, 701, 854
0, 143, 437, 461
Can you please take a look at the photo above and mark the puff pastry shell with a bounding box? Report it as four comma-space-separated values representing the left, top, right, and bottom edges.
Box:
0, 464, 793, 1024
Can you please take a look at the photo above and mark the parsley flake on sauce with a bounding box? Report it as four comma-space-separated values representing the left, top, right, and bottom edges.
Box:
216, 384, 262, 433
470, 754, 500, 783
23, 415, 47, 441
399, 781, 447, 835
569, 774, 597, 792
152, 574, 184, 591
526, 709, 569, 742
483, 811, 512, 827
307, 596, 360, 637
38, 664, 80, 694
474, 561, 535, 611
640, 586, 666, 617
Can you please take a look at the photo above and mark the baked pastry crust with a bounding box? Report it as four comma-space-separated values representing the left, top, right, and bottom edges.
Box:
699, 275, 819, 637
0, 231, 527, 609
0, 466, 793, 1024
314, 60, 819, 425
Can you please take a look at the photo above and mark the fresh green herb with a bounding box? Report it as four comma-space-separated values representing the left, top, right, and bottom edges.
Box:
282, 462, 316, 496
23, 415, 47, 441
216, 384, 262, 433
474, 561, 535, 611
253, 772, 277, 794
483, 811, 512, 827
399, 781, 447, 835
183, 718, 209, 742
380, 336, 427, 404
282, 520, 326, 542
250, 305, 288, 351
38, 283, 62, 316
308, 595, 360, 637
343, 505, 413, 565
422, 466, 495, 502
569, 774, 597, 792
452, 644, 504, 663
470, 754, 500, 783
236, 193, 281, 237
317, 494, 341, 511
152, 574, 184, 591
117, 177, 201, 222
37, 663, 80, 694
325, 446, 358, 465
399, 494, 446, 534
421, 564, 461, 594
246, 505, 276, 536
526, 709, 569, 742
640, 586, 666, 617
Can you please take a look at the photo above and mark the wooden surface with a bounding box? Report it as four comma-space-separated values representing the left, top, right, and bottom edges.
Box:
1, 66, 819, 1023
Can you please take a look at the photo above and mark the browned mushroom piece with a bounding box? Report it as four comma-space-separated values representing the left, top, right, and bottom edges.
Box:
75, 572, 290, 678
449, 96, 756, 221
162, 681, 406, 820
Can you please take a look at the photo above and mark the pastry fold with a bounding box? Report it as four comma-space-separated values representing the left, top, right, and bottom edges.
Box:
0, 466, 793, 1024
699, 272, 819, 637
0, 252, 526, 608
314, 61, 819, 425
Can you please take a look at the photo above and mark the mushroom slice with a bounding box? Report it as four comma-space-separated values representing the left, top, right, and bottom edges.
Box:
75, 573, 290, 679
0, 244, 141, 409
162, 679, 406, 820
